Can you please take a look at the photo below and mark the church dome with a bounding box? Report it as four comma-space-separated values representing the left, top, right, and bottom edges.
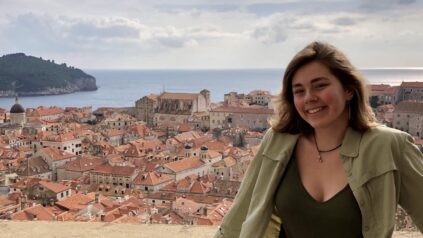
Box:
10, 97, 25, 113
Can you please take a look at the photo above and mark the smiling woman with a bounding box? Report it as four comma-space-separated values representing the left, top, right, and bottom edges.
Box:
214, 42, 423, 238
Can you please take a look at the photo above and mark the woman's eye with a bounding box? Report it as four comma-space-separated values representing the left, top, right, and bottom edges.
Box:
315, 84, 328, 89
293, 90, 304, 95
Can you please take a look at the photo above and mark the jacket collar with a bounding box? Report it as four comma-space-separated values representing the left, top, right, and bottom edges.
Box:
339, 127, 362, 158
262, 131, 299, 161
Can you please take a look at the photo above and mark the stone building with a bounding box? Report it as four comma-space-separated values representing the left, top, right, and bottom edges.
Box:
33, 132, 83, 156
223, 92, 251, 106
10, 97, 26, 126
89, 164, 138, 189
36, 147, 77, 181
135, 94, 158, 126
209, 105, 273, 130
249, 90, 272, 106
369, 84, 399, 106
57, 157, 106, 181
153, 90, 210, 126
133, 171, 174, 192
16, 156, 52, 180
392, 101, 423, 138
398, 81, 423, 103
28, 180, 72, 204
210, 156, 236, 181
26, 106, 64, 121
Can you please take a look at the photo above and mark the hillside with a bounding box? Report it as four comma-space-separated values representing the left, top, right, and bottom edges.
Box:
0, 53, 97, 96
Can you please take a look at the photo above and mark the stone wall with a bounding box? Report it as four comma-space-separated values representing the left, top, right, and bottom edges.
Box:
0, 221, 420, 238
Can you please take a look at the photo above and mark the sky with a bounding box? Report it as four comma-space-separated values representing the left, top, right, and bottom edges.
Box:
0, 0, 422, 69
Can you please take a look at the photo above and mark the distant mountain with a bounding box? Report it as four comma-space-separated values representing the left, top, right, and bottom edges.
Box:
0, 53, 97, 96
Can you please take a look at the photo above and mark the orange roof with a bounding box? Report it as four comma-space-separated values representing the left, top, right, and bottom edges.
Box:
39, 180, 70, 193
44, 132, 76, 142
211, 105, 273, 114
394, 101, 423, 113
146, 94, 158, 101
39, 147, 75, 161
92, 164, 136, 176
62, 157, 105, 172
27, 106, 64, 117
197, 217, 214, 225
133, 172, 173, 186
173, 131, 203, 143
177, 124, 194, 133
0, 162, 6, 171
400, 81, 423, 88
190, 181, 210, 194
104, 129, 126, 137
55, 193, 94, 211
0, 197, 15, 207
160, 92, 199, 100
249, 90, 270, 96
164, 157, 205, 173
370, 84, 391, 92
11, 204, 55, 221
212, 156, 236, 168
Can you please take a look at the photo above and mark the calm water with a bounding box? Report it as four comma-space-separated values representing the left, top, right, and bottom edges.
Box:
0, 68, 422, 110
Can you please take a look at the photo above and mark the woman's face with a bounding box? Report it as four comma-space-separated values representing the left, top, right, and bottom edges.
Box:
291, 61, 353, 131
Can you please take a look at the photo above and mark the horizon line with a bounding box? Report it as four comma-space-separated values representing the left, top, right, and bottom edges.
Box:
83, 67, 423, 71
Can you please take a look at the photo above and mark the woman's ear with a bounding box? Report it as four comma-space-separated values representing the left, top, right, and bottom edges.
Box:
345, 89, 354, 101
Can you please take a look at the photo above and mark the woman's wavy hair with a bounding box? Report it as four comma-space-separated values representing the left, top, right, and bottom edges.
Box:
269, 41, 377, 134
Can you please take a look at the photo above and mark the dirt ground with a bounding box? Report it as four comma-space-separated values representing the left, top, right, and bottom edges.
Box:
0, 221, 420, 238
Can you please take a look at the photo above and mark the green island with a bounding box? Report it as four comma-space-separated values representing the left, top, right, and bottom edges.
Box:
0, 53, 97, 96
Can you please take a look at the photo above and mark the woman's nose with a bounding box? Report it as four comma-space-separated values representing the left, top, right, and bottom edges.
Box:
304, 91, 317, 103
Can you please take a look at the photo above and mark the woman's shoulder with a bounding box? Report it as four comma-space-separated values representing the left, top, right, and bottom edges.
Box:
364, 125, 410, 140
361, 125, 417, 153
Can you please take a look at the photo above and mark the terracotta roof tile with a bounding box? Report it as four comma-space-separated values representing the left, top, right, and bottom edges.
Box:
11, 204, 55, 221
55, 193, 94, 211
39, 180, 70, 193
160, 92, 200, 100
211, 105, 273, 114
133, 172, 173, 186
164, 157, 205, 173
394, 101, 423, 113
39, 147, 75, 161
400, 81, 423, 88
61, 157, 105, 172
92, 164, 136, 176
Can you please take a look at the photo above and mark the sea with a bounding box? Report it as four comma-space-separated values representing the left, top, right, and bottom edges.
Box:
0, 68, 422, 110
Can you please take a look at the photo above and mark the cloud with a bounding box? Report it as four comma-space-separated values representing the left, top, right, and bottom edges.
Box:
333, 17, 356, 26
249, 13, 354, 44
359, 0, 419, 11
2, 12, 238, 54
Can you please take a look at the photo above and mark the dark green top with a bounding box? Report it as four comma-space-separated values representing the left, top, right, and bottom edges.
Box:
275, 157, 363, 238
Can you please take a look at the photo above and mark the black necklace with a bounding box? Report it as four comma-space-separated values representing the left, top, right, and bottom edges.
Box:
312, 133, 342, 163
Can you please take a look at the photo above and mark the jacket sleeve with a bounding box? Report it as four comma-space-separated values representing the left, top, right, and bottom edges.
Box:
214, 129, 273, 238
398, 133, 423, 232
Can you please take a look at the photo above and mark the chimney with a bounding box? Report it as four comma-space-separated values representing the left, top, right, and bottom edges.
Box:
95, 193, 100, 204
184, 143, 192, 158
200, 146, 208, 160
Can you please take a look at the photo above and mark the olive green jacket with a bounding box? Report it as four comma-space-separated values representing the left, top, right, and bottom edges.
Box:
214, 126, 423, 238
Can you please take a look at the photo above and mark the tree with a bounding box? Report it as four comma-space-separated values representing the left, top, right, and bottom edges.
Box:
370, 96, 379, 108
